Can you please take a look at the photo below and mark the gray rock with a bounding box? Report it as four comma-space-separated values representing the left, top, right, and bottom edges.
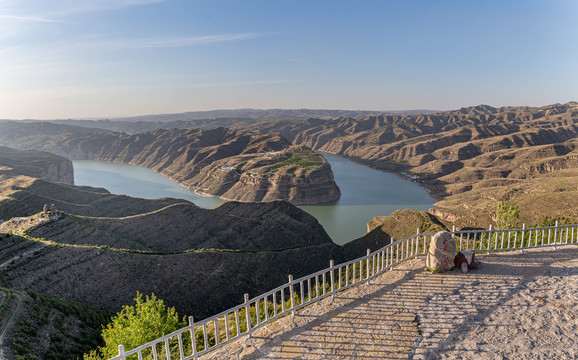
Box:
426, 231, 456, 273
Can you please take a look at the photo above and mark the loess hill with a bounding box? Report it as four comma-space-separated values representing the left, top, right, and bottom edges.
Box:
245, 102, 578, 228
0, 147, 423, 321
0, 147, 346, 320
0, 123, 340, 204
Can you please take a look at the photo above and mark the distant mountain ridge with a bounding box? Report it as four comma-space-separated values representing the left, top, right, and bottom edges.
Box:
86, 108, 439, 122
2, 101, 576, 225
11, 108, 438, 134
243, 102, 578, 227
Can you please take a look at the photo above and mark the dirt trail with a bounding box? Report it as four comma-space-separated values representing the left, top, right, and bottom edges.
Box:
204, 246, 578, 360
0, 292, 24, 360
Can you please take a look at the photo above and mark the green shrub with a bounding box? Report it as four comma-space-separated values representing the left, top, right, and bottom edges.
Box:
495, 201, 520, 229
535, 215, 576, 227
85, 292, 185, 360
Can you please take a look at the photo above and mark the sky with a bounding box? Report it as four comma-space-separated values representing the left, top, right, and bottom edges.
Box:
1, 0, 577, 119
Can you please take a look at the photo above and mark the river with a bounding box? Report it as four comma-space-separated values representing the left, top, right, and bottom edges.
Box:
73, 153, 433, 245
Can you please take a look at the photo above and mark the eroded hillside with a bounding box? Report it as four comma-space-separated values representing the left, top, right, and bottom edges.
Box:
0, 146, 73, 185
0, 124, 340, 204
246, 102, 578, 227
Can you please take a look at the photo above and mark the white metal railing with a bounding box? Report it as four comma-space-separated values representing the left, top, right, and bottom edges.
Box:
109, 222, 577, 360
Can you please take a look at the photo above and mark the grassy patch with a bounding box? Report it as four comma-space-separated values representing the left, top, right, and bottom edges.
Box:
271, 147, 324, 171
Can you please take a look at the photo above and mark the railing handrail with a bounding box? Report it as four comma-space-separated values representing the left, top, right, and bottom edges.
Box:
110, 222, 577, 359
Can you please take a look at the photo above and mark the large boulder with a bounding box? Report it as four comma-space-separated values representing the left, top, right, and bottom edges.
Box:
426, 231, 456, 273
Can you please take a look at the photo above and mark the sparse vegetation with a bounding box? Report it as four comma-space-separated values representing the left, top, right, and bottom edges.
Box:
6, 288, 109, 360
535, 215, 576, 227
271, 147, 324, 171
495, 201, 520, 230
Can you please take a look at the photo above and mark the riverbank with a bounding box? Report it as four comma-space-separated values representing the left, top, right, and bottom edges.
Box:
73, 155, 433, 245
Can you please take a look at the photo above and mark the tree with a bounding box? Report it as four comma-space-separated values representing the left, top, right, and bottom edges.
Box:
85, 292, 185, 360
495, 201, 520, 229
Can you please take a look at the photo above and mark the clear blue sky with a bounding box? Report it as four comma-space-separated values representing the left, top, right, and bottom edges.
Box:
1, 0, 577, 119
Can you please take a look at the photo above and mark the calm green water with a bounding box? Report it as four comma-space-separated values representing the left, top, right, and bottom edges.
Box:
73, 153, 433, 245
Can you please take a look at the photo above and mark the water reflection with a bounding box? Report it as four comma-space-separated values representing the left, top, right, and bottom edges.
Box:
73, 153, 433, 245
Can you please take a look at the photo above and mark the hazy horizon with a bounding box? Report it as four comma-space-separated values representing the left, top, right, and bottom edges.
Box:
4, 102, 578, 122
1, 0, 577, 119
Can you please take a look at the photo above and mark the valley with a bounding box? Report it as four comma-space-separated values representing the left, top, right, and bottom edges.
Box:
0, 102, 576, 359
0, 147, 404, 320
0, 124, 340, 205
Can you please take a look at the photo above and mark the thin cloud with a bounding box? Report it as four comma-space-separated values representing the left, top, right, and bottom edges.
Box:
50, 0, 168, 15
170, 79, 302, 89
126, 34, 259, 49
86, 33, 262, 50
0, 15, 61, 22
0, 0, 167, 20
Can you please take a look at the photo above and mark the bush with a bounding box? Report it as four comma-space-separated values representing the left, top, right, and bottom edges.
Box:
85, 292, 185, 359
495, 201, 520, 229
535, 215, 576, 227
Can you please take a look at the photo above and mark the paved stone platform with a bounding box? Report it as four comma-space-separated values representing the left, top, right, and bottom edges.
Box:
203, 246, 578, 360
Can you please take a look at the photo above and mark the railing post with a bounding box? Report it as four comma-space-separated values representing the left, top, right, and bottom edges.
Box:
487, 225, 493, 254
329, 260, 335, 300
521, 223, 526, 249
189, 316, 197, 358
117, 345, 125, 360
389, 238, 394, 270
244, 293, 252, 333
366, 249, 371, 285
288, 275, 295, 315
554, 221, 559, 249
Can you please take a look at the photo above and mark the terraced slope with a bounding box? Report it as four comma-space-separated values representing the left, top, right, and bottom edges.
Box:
246, 102, 578, 227
22, 201, 332, 252
0, 146, 346, 318
0, 175, 183, 220
0, 124, 340, 204
0, 232, 340, 319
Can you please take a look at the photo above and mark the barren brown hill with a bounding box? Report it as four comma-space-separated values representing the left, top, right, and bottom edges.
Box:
0, 146, 73, 185
0, 123, 340, 204
246, 102, 578, 227
24, 201, 332, 252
